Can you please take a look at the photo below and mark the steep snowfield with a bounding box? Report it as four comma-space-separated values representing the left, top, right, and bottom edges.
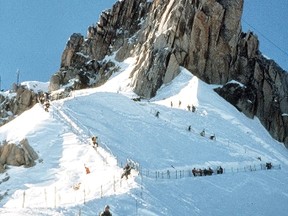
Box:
0, 62, 288, 215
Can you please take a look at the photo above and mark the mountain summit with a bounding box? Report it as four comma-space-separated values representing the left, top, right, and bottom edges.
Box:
1, 1, 288, 215
47, 0, 288, 147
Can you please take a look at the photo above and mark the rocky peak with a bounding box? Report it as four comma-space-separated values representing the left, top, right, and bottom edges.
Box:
49, 0, 152, 92
129, 0, 288, 147
130, 0, 245, 97
48, 0, 287, 147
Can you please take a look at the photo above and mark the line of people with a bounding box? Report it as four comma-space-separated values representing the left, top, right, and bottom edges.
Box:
192, 166, 223, 177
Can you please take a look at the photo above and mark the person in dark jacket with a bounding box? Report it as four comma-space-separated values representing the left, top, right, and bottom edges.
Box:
100, 205, 112, 216
91, 136, 98, 147
121, 163, 132, 179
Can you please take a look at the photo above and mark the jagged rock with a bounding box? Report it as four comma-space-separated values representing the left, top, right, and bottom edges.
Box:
48, 0, 151, 92
61, 33, 84, 68
0, 164, 5, 173
0, 139, 38, 168
20, 138, 39, 165
214, 82, 256, 118
0, 144, 25, 166
0, 84, 39, 127
128, 0, 288, 146
49, 73, 62, 92
130, 0, 244, 96
50, 88, 72, 101
215, 30, 288, 147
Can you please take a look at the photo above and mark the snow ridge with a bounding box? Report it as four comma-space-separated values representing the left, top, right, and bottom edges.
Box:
0, 65, 288, 215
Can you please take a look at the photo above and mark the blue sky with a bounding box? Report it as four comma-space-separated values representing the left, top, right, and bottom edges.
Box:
0, 0, 287, 90
242, 0, 288, 71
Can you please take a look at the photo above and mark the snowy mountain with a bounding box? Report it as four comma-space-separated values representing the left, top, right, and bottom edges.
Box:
1, 56, 288, 215
49, 0, 288, 147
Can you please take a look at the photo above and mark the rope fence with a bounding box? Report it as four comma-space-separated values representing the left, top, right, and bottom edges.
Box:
139, 163, 281, 180
18, 174, 130, 209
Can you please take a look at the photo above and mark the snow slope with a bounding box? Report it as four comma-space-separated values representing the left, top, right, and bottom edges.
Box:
0, 60, 288, 215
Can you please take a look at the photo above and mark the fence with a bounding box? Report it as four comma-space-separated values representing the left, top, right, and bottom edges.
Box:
33, 99, 283, 214
139, 163, 281, 180
50, 101, 282, 182
18, 173, 133, 209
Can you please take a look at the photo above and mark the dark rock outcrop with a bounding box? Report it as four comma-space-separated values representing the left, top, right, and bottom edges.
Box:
215, 56, 288, 147
0, 85, 39, 126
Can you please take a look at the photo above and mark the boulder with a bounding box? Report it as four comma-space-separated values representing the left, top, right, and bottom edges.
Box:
0, 139, 38, 168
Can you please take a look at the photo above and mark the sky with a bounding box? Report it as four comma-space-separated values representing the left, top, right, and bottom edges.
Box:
0, 0, 287, 90
0, 0, 116, 90
1, 56, 288, 215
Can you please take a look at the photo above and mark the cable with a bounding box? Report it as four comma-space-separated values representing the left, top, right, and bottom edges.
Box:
242, 18, 288, 57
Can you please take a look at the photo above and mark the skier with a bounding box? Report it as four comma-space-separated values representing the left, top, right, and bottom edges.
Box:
192, 105, 196, 112
84, 164, 90, 174
44, 100, 50, 112
200, 129, 205, 137
155, 111, 160, 118
100, 205, 112, 216
121, 163, 132, 179
91, 136, 98, 147
217, 166, 223, 174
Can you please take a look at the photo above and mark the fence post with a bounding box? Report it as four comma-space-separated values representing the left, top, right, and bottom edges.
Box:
22, 191, 26, 208
84, 189, 86, 205
135, 199, 138, 215
176, 170, 178, 179
44, 188, 47, 207
101, 185, 103, 198
54, 186, 57, 208
113, 176, 116, 192
139, 165, 142, 177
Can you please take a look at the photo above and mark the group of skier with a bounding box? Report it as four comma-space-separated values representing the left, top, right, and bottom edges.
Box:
192, 166, 223, 177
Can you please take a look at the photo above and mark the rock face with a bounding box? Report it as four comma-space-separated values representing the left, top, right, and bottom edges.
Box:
48, 0, 152, 92
215, 56, 288, 147
130, 0, 244, 97
129, 0, 288, 147
0, 139, 38, 172
49, 0, 287, 147
0, 85, 39, 126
